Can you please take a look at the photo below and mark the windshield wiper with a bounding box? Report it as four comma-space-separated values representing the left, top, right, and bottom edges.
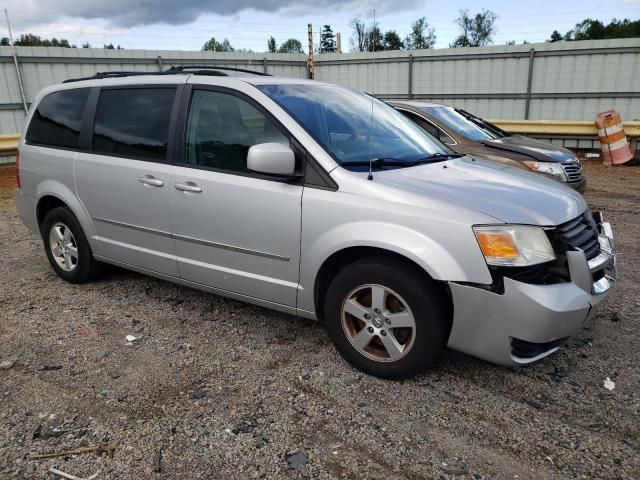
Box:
343, 154, 463, 170
411, 153, 464, 164
343, 158, 415, 169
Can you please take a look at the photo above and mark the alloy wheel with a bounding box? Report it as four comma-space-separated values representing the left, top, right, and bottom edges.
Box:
48, 222, 79, 272
341, 284, 416, 362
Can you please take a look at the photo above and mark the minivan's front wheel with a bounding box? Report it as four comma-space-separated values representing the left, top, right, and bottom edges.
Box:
42, 207, 101, 283
324, 257, 448, 379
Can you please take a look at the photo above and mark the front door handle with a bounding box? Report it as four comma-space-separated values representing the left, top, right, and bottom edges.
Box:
139, 175, 164, 187
175, 182, 202, 193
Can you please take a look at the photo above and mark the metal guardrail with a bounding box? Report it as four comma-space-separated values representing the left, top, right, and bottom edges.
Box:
490, 120, 640, 137
0, 134, 19, 155
1, 121, 639, 159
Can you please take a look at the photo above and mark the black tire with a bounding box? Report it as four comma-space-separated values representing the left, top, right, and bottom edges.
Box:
324, 256, 449, 379
42, 206, 102, 283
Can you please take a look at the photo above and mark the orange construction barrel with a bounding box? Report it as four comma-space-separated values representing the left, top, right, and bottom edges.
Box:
595, 110, 633, 166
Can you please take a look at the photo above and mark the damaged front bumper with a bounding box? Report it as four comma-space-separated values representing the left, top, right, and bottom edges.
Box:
447, 214, 616, 366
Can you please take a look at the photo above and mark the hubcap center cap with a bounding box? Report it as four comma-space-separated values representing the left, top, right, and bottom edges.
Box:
372, 315, 384, 328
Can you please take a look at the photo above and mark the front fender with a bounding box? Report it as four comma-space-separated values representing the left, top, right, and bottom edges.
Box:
35, 179, 98, 250
297, 220, 491, 314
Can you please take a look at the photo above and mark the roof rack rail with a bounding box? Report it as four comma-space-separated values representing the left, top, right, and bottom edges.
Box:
165, 65, 271, 76
62, 64, 271, 84
63, 71, 160, 83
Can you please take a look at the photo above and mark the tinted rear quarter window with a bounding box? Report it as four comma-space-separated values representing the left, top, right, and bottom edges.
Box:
26, 88, 89, 149
92, 88, 175, 161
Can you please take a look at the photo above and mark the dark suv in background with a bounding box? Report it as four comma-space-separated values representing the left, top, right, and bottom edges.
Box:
391, 101, 586, 192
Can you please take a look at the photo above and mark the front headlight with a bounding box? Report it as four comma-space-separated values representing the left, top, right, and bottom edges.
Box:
522, 161, 567, 181
473, 225, 555, 266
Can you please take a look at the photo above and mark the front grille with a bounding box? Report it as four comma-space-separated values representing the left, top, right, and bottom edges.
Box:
561, 161, 583, 184
511, 337, 569, 359
554, 211, 601, 260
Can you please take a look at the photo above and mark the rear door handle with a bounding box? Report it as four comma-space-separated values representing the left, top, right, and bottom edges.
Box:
175, 182, 202, 193
139, 175, 164, 187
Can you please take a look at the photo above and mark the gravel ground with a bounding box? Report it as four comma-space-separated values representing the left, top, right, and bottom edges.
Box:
0, 161, 639, 479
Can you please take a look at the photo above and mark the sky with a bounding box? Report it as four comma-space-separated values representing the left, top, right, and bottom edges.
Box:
1, 0, 639, 52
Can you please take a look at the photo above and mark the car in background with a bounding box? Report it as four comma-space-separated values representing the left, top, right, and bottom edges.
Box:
390, 101, 586, 192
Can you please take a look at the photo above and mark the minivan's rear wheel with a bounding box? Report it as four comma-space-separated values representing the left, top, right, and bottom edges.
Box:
42, 207, 102, 283
49, 222, 79, 272
324, 257, 448, 379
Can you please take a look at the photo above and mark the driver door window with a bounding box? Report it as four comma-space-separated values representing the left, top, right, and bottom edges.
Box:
184, 90, 288, 173
402, 111, 455, 145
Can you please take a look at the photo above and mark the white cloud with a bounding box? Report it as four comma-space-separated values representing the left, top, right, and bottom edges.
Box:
6, 0, 425, 27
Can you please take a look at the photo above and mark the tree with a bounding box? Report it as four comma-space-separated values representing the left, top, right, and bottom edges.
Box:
367, 24, 384, 52
320, 25, 336, 53
82, 42, 91, 48
405, 17, 436, 50
572, 19, 606, 40
278, 38, 303, 54
221, 39, 234, 52
349, 18, 391, 52
560, 18, 640, 41
202, 37, 235, 52
350, 17, 368, 52
11, 34, 72, 47
1, 37, 9, 46
549, 30, 563, 42
267, 36, 277, 53
382, 30, 404, 51
450, 9, 498, 47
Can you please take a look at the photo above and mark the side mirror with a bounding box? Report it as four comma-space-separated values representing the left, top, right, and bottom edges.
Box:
247, 143, 298, 177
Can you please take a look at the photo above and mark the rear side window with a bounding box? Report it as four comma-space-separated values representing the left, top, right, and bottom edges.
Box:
92, 88, 175, 161
26, 88, 89, 149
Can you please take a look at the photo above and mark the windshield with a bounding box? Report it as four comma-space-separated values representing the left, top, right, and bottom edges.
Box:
257, 84, 451, 169
423, 106, 500, 141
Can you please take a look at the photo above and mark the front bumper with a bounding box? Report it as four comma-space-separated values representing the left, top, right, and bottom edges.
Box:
568, 176, 586, 193
447, 217, 616, 366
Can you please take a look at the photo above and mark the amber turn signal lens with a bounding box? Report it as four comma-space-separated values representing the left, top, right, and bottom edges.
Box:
475, 231, 519, 258
522, 160, 538, 170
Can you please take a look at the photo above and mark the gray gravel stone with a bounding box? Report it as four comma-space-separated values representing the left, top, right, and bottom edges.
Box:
0, 360, 14, 370
286, 452, 307, 471
0, 162, 638, 479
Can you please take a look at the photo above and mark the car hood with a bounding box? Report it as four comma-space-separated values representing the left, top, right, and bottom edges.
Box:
483, 135, 578, 163
372, 156, 586, 225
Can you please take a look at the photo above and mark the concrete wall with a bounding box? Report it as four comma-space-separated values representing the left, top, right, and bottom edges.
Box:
1, 38, 639, 135
0, 47, 308, 134
315, 38, 640, 122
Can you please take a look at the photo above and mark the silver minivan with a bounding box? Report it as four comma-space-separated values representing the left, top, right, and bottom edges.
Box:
15, 67, 616, 378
